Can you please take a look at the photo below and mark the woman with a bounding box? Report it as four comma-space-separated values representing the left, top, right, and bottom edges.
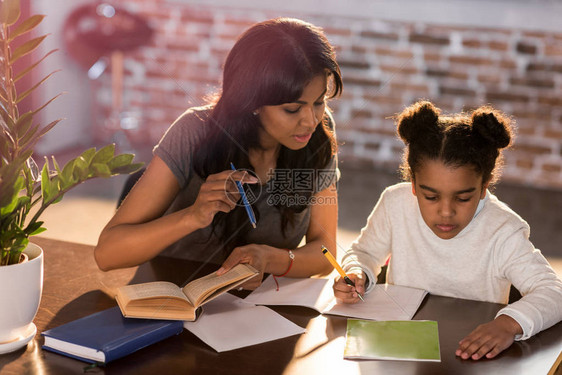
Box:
94, 18, 342, 288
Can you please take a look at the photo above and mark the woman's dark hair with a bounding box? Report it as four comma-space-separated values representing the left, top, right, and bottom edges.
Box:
396, 101, 514, 186
192, 18, 343, 253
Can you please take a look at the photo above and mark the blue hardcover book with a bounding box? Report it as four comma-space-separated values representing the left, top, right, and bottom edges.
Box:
41, 306, 183, 364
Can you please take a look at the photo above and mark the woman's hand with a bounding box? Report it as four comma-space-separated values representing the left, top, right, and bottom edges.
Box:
216, 244, 274, 290
455, 315, 522, 360
333, 272, 365, 304
189, 170, 257, 229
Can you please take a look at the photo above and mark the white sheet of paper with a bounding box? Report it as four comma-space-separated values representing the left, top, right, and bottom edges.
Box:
183, 293, 305, 352
244, 276, 335, 312
325, 283, 427, 320
245, 276, 427, 321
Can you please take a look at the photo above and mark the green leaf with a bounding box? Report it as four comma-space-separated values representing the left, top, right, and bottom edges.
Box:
29, 227, 47, 236
108, 153, 134, 169
0, 0, 21, 25
30, 92, 62, 116
91, 144, 115, 165
24, 220, 43, 235
14, 49, 57, 82
10, 35, 48, 64
35, 118, 62, 138
8, 14, 45, 41
91, 163, 111, 178
40, 159, 51, 202
111, 162, 145, 175
79, 148, 96, 165
15, 111, 33, 138
0, 175, 24, 216
72, 156, 89, 181
61, 159, 76, 185
16, 70, 58, 104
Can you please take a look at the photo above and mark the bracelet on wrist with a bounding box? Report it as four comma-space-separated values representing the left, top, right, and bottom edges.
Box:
273, 249, 294, 291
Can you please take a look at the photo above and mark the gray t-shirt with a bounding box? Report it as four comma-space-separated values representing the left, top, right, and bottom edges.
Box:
153, 106, 338, 264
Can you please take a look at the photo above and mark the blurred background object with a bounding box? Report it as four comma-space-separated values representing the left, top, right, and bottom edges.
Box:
25, 0, 561, 273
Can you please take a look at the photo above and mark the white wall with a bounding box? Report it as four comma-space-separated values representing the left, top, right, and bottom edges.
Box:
175, 0, 562, 32
33, 0, 94, 154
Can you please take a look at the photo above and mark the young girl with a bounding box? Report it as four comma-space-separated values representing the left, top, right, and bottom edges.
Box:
333, 101, 562, 360
94, 18, 341, 288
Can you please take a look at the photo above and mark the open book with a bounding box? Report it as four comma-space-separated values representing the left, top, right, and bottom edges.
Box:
116, 264, 258, 321
244, 276, 428, 321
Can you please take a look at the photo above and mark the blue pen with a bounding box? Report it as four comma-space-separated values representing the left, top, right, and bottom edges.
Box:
230, 162, 257, 228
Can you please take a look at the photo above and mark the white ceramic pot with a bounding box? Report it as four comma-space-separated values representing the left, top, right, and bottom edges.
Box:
0, 242, 43, 353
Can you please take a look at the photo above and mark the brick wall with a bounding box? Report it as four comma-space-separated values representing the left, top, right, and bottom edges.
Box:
89, 1, 562, 190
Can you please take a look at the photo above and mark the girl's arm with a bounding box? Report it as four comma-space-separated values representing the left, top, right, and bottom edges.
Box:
456, 227, 562, 360
217, 184, 337, 287
94, 155, 251, 271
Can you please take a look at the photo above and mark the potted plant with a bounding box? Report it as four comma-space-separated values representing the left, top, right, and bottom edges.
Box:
0, 0, 143, 352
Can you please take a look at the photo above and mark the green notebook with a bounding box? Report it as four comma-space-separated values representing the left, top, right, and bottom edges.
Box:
344, 319, 441, 362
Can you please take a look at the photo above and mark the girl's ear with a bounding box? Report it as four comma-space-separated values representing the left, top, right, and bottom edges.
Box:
411, 178, 417, 196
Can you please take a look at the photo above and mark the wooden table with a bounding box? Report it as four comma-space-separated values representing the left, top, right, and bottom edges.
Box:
1, 237, 560, 374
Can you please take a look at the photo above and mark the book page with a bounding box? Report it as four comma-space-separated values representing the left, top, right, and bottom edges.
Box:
244, 276, 335, 313
118, 281, 188, 303
182, 264, 258, 307
183, 293, 305, 352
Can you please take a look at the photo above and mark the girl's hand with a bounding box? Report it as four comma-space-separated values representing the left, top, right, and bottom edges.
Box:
189, 170, 257, 229
216, 244, 272, 290
455, 315, 522, 360
333, 272, 365, 304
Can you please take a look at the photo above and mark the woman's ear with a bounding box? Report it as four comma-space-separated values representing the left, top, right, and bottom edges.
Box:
480, 179, 491, 199
411, 176, 417, 196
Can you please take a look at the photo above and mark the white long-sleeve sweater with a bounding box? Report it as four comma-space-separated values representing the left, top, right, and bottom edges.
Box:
342, 182, 562, 340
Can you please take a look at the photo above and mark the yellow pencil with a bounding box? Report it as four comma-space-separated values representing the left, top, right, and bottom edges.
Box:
321, 245, 364, 302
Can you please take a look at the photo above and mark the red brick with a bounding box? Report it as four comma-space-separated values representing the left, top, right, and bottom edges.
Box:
375, 47, 414, 59
323, 26, 353, 37
514, 143, 552, 155
477, 74, 502, 84
344, 76, 382, 87
360, 30, 399, 41
462, 39, 481, 48
527, 62, 562, 73
379, 63, 418, 75
423, 52, 441, 62
488, 41, 509, 51
499, 59, 517, 69
516, 159, 534, 169
409, 33, 449, 45
542, 164, 561, 173
516, 41, 538, 55
338, 58, 370, 70
486, 91, 529, 103
390, 82, 430, 95
450, 55, 495, 66
544, 129, 562, 139
538, 96, 562, 106
510, 77, 555, 89
545, 44, 562, 56
426, 68, 469, 80
351, 109, 373, 119
522, 30, 548, 38
440, 86, 476, 96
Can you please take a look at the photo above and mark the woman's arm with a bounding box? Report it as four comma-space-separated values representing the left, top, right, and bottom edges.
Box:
217, 184, 338, 285
94, 155, 252, 271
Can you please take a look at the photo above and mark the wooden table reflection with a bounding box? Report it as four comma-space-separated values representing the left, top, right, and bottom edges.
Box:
0, 237, 560, 374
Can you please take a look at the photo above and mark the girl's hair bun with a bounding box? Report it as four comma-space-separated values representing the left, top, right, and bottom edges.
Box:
397, 100, 440, 144
471, 107, 512, 149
